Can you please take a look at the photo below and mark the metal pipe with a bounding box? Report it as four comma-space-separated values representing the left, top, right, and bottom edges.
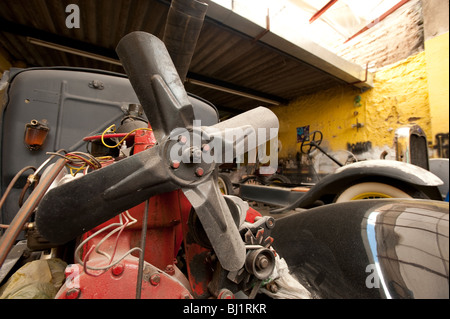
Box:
0, 158, 67, 267
27, 37, 122, 66
135, 199, 149, 299
313, 142, 344, 167
0, 166, 36, 211
186, 78, 281, 105
309, 0, 339, 24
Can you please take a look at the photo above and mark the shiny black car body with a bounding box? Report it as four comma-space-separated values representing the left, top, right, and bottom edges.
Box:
272, 199, 449, 298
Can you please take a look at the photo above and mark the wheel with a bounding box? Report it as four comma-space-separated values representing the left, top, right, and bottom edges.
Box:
334, 182, 413, 202
240, 175, 265, 186
218, 173, 234, 195
266, 174, 291, 185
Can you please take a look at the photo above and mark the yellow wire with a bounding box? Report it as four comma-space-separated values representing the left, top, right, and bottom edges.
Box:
67, 155, 114, 176
69, 167, 84, 176
100, 124, 153, 149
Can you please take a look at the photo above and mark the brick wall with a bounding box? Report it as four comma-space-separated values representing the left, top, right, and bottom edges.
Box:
333, 0, 424, 71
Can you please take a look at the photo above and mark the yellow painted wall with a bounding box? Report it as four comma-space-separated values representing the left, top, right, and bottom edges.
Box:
424, 32, 449, 144
272, 51, 433, 161
363, 51, 432, 147
272, 84, 363, 159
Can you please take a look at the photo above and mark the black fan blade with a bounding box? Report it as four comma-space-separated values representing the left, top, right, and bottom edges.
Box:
163, 0, 208, 83
35, 146, 177, 244
183, 175, 246, 272
116, 32, 195, 141
36, 28, 281, 275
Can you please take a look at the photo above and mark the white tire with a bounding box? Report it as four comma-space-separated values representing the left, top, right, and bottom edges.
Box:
335, 182, 412, 202
218, 173, 234, 195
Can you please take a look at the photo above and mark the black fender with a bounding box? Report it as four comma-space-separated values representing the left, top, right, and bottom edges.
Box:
271, 199, 449, 298
271, 160, 443, 213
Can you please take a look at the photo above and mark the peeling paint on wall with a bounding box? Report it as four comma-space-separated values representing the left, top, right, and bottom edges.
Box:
363, 51, 432, 148
272, 50, 433, 166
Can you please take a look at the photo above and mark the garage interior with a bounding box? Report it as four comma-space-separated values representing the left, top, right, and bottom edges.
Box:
0, 0, 448, 300
1, 0, 448, 179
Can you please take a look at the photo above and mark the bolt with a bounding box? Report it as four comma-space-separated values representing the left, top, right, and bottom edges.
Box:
164, 265, 175, 275
202, 144, 210, 152
218, 289, 235, 299
265, 217, 275, 228
65, 288, 81, 299
150, 274, 161, 286
171, 160, 180, 169
266, 281, 279, 294
195, 167, 204, 177
192, 148, 202, 161
256, 255, 269, 269
178, 135, 187, 145
111, 263, 124, 276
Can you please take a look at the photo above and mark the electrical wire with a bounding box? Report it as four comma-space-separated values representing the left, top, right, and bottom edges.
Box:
47, 151, 101, 169
101, 124, 153, 149
95, 211, 137, 262
74, 211, 140, 276
46, 151, 113, 176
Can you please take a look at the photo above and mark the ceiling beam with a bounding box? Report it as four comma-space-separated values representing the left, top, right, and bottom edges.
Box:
204, 0, 373, 89
0, 19, 288, 107
186, 72, 288, 106
309, 0, 339, 24
0, 18, 118, 61
344, 0, 411, 43
26, 37, 122, 66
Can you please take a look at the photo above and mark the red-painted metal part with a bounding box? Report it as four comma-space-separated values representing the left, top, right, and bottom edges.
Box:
245, 207, 262, 223
56, 128, 193, 299
56, 126, 261, 299
133, 128, 156, 153
57, 255, 193, 299
309, 0, 339, 24
80, 192, 183, 271
178, 192, 213, 298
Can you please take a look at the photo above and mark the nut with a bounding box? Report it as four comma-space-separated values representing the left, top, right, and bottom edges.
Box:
65, 288, 81, 299
195, 167, 204, 177
171, 160, 180, 169
111, 263, 124, 276
150, 274, 161, 286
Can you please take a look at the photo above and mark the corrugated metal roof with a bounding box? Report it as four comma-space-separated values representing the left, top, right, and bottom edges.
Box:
0, 0, 371, 117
